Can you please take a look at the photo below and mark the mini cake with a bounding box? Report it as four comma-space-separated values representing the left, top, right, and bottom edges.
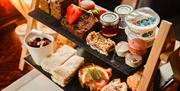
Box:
61, 12, 98, 39
39, 0, 76, 20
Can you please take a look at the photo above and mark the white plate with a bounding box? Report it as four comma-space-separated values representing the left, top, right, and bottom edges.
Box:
2, 69, 63, 91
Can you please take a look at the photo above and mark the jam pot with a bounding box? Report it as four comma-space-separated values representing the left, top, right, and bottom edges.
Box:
114, 5, 133, 29
100, 12, 119, 37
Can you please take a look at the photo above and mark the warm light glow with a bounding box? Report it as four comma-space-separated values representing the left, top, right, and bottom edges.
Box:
0, 0, 16, 17
24, 0, 32, 5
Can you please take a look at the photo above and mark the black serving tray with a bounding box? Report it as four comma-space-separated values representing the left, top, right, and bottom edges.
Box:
28, 8, 151, 76
24, 47, 127, 91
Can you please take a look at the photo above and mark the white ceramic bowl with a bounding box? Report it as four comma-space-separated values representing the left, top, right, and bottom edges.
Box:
24, 31, 54, 65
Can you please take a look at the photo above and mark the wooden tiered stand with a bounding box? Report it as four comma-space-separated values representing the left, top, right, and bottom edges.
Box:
12, 0, 179, 91
137, 20, 176, 91
10, 0, 38, 70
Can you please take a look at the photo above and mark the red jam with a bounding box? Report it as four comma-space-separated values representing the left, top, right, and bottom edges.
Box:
100, 24, 119, 37
100, 12, 119, 37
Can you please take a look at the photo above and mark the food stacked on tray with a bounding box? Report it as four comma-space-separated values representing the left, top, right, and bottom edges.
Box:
25, 0, 161, 90
41, 45, 85, 87
125, 7, 160, 47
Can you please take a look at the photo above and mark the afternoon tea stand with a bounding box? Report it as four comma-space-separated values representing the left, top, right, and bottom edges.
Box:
11, 0, 178, 91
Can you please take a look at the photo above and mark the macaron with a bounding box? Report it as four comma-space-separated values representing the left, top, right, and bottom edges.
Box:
128, 38, 147, 56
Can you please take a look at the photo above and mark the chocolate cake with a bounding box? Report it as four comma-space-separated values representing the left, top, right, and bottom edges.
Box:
61, 12, 99, 39
39, 0, 77, 20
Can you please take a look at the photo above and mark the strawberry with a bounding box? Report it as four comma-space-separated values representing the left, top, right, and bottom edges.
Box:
99, 9, 106, 16
89, 9, 106, 18
80, 0, 95, 10
66, 4, 82, 24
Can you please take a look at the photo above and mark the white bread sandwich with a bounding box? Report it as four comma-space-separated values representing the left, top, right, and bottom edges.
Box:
51, 55, 84, 87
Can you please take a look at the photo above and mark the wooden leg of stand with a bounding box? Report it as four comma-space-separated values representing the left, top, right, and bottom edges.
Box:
19, 46, 28, 71
137, 20, 174, 91
18, 0, 39, 71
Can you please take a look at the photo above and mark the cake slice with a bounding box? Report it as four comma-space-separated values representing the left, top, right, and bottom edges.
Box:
86, 31, 116, 56
49, 0, 74, 20
61, 11, 99, 39
39, 0, 77, 20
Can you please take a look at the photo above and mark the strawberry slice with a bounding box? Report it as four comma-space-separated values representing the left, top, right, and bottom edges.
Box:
99, 9, 106, 16
80, 0, 95, 10
66, 4, 82, 24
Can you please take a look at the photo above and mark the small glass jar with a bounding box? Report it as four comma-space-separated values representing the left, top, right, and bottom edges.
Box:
100, 12, 119, 37
114, 5, 133, 29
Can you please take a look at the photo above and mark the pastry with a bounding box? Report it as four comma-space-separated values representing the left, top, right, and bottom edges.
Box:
125, 53, 142, 68
86, 31, 116, 56
128, 38, 147, 56
127, 70, 143, 91
41, 45, 77, 73
101, 79, 128, 91
51, 55, 84, 87
115, 41, 129, 57
78, 64, 112, 91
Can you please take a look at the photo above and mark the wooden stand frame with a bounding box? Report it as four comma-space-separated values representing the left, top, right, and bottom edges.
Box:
10, 0, 40, 71
137, 20, 176, 91
18, 0, 39, 71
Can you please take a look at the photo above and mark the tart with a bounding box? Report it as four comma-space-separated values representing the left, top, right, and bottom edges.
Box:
78, 64, 112, 91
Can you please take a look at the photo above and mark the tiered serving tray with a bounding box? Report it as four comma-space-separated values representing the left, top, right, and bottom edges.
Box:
25, 47, 126, 91
28, 8, 151, 76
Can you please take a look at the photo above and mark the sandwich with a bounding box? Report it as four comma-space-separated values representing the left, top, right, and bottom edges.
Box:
51, 55, 84, 87
41, 45, 77, 73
